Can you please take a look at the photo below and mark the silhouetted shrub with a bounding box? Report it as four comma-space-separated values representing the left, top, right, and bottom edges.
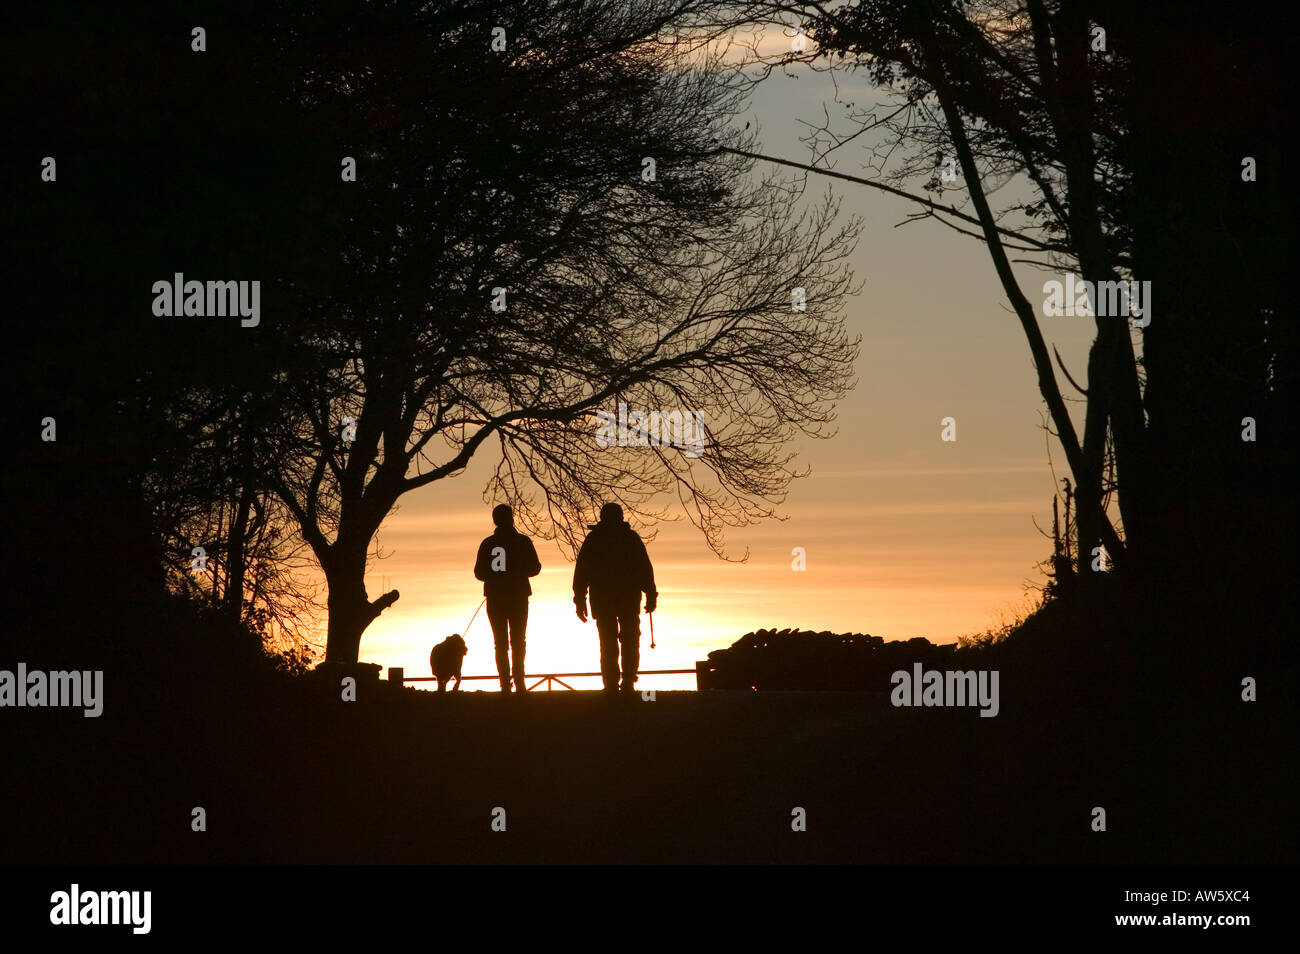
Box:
699, 628, 960, 690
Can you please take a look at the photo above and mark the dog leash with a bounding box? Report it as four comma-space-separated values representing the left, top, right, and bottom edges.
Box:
464, 598, 486, 636
649, 611, 655, 649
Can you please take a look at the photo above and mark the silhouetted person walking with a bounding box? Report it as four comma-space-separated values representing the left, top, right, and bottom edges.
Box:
573, 503, 657, 694
475, 505, 541, 693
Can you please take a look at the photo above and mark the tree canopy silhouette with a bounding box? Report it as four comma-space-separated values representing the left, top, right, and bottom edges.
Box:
708, 0, 1290, 621
9, 0, 863, 666
250, 0, 864, 662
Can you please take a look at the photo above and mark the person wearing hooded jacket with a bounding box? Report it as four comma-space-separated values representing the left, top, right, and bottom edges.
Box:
474, 504, 542, 693
572, 502, 658, 693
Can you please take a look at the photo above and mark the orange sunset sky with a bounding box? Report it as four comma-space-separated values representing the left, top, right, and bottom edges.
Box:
299, 60, 1104, 689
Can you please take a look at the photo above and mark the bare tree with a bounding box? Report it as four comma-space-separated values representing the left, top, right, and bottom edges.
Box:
705, 0, 1146, 578
258, 0, 863, 663
147, 391, 327, 652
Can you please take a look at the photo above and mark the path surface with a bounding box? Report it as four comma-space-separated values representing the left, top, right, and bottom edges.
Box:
9, 683, 1288, 863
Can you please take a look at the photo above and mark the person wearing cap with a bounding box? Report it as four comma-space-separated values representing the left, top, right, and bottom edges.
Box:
474, 504, 542, 693
572, 503, 658, 694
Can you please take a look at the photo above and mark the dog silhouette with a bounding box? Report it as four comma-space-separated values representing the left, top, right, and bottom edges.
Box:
429, 634, 467, 692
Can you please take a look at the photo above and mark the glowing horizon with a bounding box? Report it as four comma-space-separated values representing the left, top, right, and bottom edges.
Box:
274, 64, 1103, 690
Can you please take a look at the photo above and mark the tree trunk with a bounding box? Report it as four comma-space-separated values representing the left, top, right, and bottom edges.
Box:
322, 541, 400, 664
224, 476, 255, 623
325, 576, 367, 664
1041, 0, 1144, 574
926, 58, 1125, 563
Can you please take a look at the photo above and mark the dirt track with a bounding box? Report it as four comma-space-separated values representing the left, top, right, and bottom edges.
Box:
9, 679, 1289, 864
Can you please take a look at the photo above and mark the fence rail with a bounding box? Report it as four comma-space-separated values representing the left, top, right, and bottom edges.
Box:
388, 667, 701, 691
